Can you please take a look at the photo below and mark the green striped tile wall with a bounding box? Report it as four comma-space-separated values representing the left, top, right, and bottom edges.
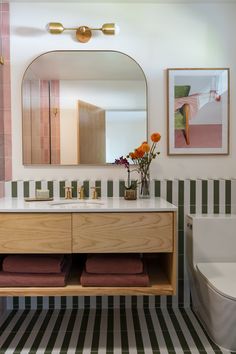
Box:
4, 179, 236, 310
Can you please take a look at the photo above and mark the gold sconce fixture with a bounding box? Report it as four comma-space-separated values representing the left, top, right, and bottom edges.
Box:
46, 22, 119, 43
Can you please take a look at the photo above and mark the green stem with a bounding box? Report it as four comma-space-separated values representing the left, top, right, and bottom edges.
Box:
127, 168, 130, 188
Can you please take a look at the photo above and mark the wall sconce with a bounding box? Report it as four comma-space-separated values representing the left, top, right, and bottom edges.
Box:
46, 22, 119, 43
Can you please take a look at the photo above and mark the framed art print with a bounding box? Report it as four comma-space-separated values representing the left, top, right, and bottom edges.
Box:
167, 68, 229, 155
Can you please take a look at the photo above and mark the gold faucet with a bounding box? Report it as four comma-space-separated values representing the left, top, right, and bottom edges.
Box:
90, 186, 101, 199
77, 186, 85, 199
64, 186, 73, 199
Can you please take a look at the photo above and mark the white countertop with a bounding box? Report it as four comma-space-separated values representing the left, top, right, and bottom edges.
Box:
0, 197, 177, 213
187, 214, 236, 219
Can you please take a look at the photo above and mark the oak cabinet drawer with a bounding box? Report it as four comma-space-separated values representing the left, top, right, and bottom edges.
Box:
72, 212, 173, 253
0, 213, 72, 253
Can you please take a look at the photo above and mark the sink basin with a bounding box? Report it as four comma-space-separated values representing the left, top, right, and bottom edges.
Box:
49, 199, 104, 206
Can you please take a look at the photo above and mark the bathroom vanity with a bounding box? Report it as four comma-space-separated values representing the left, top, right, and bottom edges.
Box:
0, 197, 177, 296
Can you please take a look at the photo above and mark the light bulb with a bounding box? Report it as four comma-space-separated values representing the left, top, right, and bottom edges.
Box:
114, 24, 120, 35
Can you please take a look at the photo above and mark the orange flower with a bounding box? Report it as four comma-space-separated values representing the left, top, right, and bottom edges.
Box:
151, 132, 161, 143
135, 148, 145, 158
129, 152, 136, 159
141, 142, 150, 153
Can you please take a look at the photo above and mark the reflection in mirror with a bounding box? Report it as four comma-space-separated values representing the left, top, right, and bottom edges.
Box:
22, 51, 147, 165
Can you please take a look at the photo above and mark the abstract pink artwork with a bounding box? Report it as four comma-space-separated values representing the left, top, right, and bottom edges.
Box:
167, 69, 229, 155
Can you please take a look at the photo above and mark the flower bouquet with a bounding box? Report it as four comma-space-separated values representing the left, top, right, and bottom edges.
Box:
115, 132, 161, 199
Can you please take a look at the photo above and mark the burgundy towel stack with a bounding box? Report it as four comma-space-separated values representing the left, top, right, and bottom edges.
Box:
80, 254, 149, 287
0, 255, 71, 287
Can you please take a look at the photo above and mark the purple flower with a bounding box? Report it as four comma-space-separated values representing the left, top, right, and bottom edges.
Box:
114, 156, 130, 169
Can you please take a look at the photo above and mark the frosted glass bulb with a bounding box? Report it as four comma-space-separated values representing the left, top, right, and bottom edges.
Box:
114, 24, 120, 35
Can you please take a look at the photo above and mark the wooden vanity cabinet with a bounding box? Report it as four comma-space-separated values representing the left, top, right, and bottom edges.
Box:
72, 212, 173, 253
0, 210, 177, 296
0, 213, 71, 253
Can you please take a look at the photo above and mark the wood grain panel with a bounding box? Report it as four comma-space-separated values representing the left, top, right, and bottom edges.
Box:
165, 211, 177, 294
0, 213, 71, 253
78, 100, 106, 164
72, 212, 173, 253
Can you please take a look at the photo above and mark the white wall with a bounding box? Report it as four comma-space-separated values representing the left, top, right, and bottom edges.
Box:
59, 79, 146, 164
10, 2, 236, 180
106, 111, 146, 162
60, 80, 146, 111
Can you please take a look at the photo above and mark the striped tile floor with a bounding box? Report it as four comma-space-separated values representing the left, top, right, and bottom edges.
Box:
0, 308, 235, 354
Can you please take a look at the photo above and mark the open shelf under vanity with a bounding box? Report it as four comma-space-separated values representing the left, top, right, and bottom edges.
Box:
0, 254, 175, 296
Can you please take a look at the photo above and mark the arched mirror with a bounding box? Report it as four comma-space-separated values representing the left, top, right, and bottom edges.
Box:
22, 51, 147, 165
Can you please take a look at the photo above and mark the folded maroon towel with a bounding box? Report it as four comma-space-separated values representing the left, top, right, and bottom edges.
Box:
80, 264, 149, 287
0, 258, 71, 287
85, 254, 143, 274
0, 256, 3, 271
3, 255, 65, 274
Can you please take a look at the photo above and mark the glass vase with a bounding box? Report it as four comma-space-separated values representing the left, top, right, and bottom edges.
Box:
139, 170, 150, 199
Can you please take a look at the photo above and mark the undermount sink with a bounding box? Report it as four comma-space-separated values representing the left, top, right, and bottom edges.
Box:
49, 199, 104, 206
